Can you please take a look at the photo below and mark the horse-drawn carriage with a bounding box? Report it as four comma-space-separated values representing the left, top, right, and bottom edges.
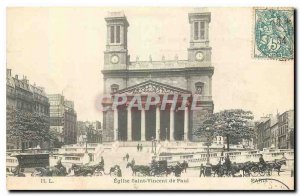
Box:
249, 158, 287, 177
126, 160, 188, 177
69, 163, 104, 176
211, 158, 287, 177
149, 160, 172, 176
68, 163, 121, 177
10, 153, 51, 177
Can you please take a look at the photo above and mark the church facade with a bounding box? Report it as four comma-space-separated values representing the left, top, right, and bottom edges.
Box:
101, 11, 214, 142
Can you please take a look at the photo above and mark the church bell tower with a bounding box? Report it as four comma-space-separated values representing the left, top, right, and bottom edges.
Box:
188, 11, 212, 66
104, 12, 129, 70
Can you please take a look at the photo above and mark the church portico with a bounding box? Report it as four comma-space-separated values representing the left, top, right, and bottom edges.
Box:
111, 105, 190, 142
106, 80, 193, 142
102, 11, 214, 142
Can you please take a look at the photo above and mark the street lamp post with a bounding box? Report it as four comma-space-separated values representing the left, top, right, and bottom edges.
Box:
205, 127, 212, 165
206, 139, 210, 164
100, 131, 103, 144
85, 139, 88, 153
204, 127, 213, 177
151, 136, 154, 153
83, 134, 88, 153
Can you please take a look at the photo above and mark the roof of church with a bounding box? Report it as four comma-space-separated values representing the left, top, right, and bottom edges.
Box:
114, 80, 192, 95
105, 11, 129, 26
128, 60, 211, 70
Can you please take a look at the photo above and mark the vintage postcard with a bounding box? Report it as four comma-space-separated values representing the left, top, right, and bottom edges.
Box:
6, 7, 294, 190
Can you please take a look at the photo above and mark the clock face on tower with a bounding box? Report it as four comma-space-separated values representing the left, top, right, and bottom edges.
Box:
195, 51, 205, 61
110, 55, 119, 64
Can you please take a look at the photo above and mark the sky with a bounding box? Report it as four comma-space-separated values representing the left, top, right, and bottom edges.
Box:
6, 7, 294, 121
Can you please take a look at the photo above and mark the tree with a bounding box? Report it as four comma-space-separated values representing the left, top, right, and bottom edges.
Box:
194, 109, 255, 151
7, 108, 51, 149
48, 128, 64, 148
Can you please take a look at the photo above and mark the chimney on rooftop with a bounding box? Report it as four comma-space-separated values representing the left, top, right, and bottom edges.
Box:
22, 75, 28, 84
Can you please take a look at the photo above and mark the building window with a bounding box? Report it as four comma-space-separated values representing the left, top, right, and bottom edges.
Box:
116, 26, 120, 43
194, 21, 206, 40
200, 21, 205, 39
110, 26, 115, 43
111, 84, 119, 93
110, 25, 121, 44
194, 22, 199, 40
195, 82, 204, 94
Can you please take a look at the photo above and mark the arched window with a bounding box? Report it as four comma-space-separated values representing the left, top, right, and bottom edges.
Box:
195, 82, 204, 94
111, 84, 119, 93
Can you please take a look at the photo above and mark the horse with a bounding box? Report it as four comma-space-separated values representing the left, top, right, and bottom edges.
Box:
181, 161, 189, 173
92, 163, 106, 176
211, 162, 242, 177
31, 167, 50, 177
211, 164, 231, 177
231, 163, 243, 177
150, 163, 173, 177
11, 167, 26, 177
108, 165, 122, 177
268, 159, 287, 176
211, 164, 222, 177
69, 163, 102, 176
126, 162, 150, 176
31, 165, 68, 177
54, 164, 68, 176
165, 166, 174, 176
240, 161, 256, 177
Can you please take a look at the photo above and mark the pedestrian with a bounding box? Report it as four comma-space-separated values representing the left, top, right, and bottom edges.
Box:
126, 153, 129, 162
225, 154, 231, 171
140, 144, 143, 152
100, 156, 105, 168
137, 143, 140, 152
259, 154, 266, 166
116, 165, 122, 177
131, 158, 135, 166
199, 164, 205, 177
183, 160, 188, 173
174, 162, 182, 177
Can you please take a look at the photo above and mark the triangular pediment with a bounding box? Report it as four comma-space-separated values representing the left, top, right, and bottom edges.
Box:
114, 80, 191, 95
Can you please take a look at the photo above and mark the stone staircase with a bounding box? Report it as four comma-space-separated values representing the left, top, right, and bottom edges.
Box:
98, 144, 155, 175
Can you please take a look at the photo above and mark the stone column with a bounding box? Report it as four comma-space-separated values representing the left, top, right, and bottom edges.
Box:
184, 107, 189, 141
205, 21, 209, 40
209, 76, 212, 96
120, 25, 124, 44
170, 108, 175, 141
113, 108, 118, 141
156, 106, 160, 140
141, 107, 146, 141
127, 107, 132, 141
107, 25, 110, 45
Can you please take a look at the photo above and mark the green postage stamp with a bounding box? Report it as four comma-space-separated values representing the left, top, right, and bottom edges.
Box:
254, 8, 294, 60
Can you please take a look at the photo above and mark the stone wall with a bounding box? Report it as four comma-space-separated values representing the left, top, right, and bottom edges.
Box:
102, 109, 114, 142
